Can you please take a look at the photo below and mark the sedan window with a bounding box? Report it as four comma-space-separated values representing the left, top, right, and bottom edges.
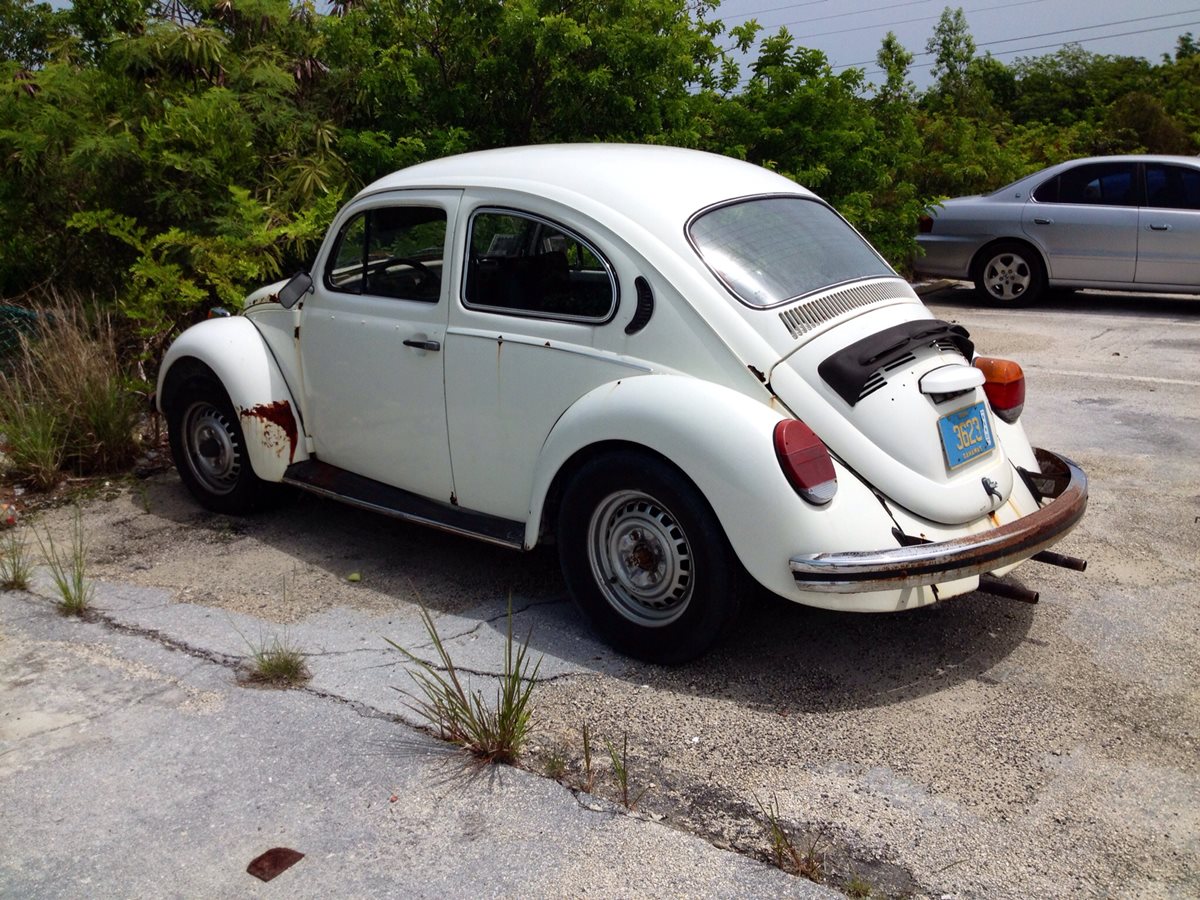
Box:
688, 196, 892, 308
1145, 164, 1200, 210
464, 210, 617, 321
326, 206, 446, 302
1033, 163, 1137, 207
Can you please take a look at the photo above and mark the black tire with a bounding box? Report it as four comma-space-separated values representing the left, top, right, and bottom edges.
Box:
973, 241, 1046, 305
166, 375, 275, 514
557, 451, 743, 664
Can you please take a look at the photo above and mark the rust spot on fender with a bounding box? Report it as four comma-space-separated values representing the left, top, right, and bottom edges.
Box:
240, 400, 298, 463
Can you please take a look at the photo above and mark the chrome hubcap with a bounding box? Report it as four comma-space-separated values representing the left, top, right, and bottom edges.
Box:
182, 401, 241, 496
587, 491, 693, 627
983, 252, 1032, 300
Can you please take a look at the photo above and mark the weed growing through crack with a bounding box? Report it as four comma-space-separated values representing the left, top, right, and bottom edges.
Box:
245, 634, 310, 686
0, 528, 35, 591
754, 792, 827, 882
36, 510, 91, 616
606, 731, 648, 810
386, 602, 541, 765
581, 721, 595, 791
543, 748, 568, 781
844, 873, 875, 897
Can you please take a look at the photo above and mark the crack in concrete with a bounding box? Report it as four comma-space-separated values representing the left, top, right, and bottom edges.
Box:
411, 597, 568, 650
75, 605, 404, 726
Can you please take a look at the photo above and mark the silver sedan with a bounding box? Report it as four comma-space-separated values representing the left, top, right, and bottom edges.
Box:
915, 155, 1200, 304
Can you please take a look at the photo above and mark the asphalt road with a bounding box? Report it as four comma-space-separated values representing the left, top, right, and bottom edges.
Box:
2, 284, 1197, 898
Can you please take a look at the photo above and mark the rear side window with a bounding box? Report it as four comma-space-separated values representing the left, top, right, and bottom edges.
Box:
326, 206, 447, 302
1033, 163, 1137, 207
464, 209, 617, 321
1145, 163, 1200, 210
688, 196, 893, 308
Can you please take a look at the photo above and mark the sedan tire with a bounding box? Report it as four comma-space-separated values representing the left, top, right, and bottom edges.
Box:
558, 451, 743, 664
974, 241, 1046, 305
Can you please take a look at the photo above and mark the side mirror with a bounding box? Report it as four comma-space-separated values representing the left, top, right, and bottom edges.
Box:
277, 271, 313, 309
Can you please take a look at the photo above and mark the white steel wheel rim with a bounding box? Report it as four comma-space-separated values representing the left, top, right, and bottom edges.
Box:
182, 400, 242, 496
983, 251, 1032, 300
587, 490, 694, 627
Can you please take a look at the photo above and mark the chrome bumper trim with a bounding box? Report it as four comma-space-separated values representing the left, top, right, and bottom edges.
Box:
789, 449, 1087, 593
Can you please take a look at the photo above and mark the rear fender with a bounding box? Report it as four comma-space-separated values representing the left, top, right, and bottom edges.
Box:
157, 317, 310, 482
528, 374, 897, 598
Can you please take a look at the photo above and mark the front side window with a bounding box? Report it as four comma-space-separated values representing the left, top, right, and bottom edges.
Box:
688, 196, 893, 308
464, 209, 617, 321
1033, 163, 1137, 207
1145, 163, 1200, 210
325, 206, 447, 302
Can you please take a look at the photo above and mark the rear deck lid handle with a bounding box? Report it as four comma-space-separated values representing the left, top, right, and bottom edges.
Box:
919, 364, 985, 395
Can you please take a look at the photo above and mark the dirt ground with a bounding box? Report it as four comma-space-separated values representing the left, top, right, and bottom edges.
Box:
9, 288, 1200, 898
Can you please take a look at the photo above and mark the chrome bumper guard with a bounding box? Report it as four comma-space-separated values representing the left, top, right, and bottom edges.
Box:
789, 449, 1087, 593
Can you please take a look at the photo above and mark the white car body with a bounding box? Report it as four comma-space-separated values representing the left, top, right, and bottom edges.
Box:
915, 154, 1200, 303
157, 145, 1087, 662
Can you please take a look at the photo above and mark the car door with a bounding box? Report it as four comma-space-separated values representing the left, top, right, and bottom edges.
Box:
1136, 162, 1200, 287
300, 190, 462, 501
1022, 161, 1139, 283
442, 198, 641, 521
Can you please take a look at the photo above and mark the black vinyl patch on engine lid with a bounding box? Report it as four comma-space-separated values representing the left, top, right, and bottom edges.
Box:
818, 319, 974, 407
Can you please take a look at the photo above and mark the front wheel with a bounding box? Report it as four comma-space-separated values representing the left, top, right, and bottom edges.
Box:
167, 375, 276, 514
557, 452, 743, 664
974, 241, 1045, 305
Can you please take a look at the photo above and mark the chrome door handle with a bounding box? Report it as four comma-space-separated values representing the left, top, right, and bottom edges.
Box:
1147, 224, 1172, 231
1032, 217, 1053, 225
403, 338, 441, 351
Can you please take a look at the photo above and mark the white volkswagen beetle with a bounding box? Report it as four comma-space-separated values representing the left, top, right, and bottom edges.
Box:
156, 145, 1088, 663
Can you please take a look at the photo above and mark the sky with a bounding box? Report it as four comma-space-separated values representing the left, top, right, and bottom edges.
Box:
710, 0, 1200, 87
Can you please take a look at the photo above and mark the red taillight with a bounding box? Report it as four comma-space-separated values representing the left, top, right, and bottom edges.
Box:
773, 419, 837, 505
917, 214, 934, 234
975, 356, 1025, 423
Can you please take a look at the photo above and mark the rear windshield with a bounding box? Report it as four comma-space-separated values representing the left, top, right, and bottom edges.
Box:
688, 196, 893, 308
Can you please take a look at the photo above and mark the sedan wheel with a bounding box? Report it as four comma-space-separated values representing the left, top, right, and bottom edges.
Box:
975, 242, 1045, 305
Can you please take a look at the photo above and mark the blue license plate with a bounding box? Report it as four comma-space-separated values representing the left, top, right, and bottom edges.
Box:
938, 401, 995, 469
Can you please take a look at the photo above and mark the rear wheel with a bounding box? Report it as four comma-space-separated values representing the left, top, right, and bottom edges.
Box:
974, 241, 1045, 305
167, 375, 275, 514
558, 451, 743, 664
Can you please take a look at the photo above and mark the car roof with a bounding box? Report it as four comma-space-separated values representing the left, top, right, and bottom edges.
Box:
357, 144, 816, 231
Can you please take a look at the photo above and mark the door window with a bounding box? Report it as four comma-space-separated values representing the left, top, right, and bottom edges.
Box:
464, 209, 617, 321
1033, 163, 1138, 207
325, 206, 446, 302
1144, 164, 1200, 211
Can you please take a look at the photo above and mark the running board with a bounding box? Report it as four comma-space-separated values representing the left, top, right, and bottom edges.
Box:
282, 460, 525, 550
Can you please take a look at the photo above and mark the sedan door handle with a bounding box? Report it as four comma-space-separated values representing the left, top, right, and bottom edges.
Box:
403, 338, 441, 352
1147, 224, 1172, 232
1032, 217, 1053, 225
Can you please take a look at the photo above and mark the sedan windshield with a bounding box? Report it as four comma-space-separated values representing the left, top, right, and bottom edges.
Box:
688, 196, 893, 307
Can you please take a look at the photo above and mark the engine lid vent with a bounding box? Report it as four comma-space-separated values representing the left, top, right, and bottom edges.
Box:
779, 279, 919, 339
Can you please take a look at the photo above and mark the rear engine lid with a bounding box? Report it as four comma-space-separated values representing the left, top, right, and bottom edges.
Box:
768, 305, 1014, 525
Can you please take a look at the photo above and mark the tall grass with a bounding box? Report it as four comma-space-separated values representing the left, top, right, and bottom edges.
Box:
0, 295, 143, 489
387, 603, 541, 765
0, 528, 35, 590
36, 509, 92, 616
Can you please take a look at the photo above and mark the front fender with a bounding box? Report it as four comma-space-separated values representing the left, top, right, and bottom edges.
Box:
157, 317, 310, 482
528, 374, 897, 599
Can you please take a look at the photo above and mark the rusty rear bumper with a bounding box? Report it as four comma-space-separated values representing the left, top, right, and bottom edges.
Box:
789, 449, 1087, 593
